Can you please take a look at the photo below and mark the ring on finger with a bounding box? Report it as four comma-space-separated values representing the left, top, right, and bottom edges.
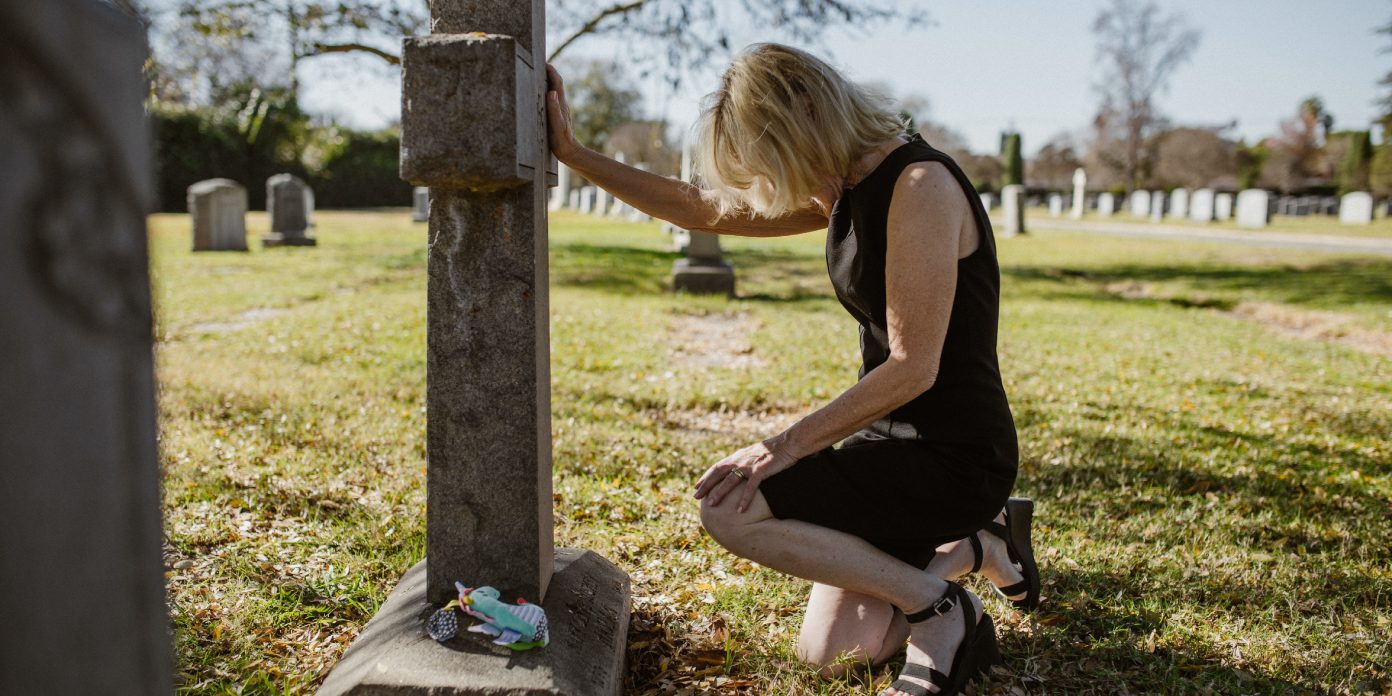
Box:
730, 467, 749, 482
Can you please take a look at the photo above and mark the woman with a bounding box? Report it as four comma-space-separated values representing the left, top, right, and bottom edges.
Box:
545, 44, 1039, 696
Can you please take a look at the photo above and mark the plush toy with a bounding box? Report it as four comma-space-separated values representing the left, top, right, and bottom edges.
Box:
426, 582, 549, 650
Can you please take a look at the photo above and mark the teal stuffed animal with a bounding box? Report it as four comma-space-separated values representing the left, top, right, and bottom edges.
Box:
427, 582, 549, 650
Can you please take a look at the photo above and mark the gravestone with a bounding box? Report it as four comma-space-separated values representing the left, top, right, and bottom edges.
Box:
579, 186, 596, 214
569, 188, 580, 209
672, 138, 735, 294
549, 161, 570, 210
1001, 184, 1026, 237
1276, 195, 1294, 216
412, 186, 430, 221
318, 2, 630, 693
0, 1, 172, 694
1097, 192, 1115, 216
1214, 192, 1233, 221
608, 152, 629, 217
1169, 188, 1190, 220
1070, 168, 1086, 219
1048, 193, 1063, 217
596, 188, 612, 216
1236, 189, 1270, 228
188, 178, 248, 251
1190, 188, 1215, 224
1150, 191, 1165, 222
980, 192, 995, 211
1130, 190, 1151, 217
1339, 192, 1373, 225
263, 173, 317, 247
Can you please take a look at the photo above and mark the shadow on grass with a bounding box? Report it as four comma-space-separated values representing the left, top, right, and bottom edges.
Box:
1003, 259, 1392, 312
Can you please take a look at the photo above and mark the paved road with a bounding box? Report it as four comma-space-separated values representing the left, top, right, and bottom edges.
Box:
1025, 217, 1392, 257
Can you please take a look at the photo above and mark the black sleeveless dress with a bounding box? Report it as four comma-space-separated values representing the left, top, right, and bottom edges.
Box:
759, 134, 1018, 569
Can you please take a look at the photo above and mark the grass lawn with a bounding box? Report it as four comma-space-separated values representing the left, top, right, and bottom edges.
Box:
152, 210, 1391, 695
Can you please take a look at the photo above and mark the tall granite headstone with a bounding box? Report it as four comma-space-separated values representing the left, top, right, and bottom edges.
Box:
0, 1, 171, 693
1001, 184, 1026, 237
1339, 192, 1373, 225
188, 178, 248, 251
1236, 189, 1270, 228
318, 2, 629, 693
263, 173, 317, 247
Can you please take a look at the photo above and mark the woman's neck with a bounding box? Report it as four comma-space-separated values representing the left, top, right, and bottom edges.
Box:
845, 135, 909, 189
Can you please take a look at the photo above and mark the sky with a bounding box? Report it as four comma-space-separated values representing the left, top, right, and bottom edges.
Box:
299, 0, 1389, 155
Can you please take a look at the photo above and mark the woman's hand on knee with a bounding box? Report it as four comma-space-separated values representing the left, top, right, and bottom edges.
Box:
693, 439, 798, 513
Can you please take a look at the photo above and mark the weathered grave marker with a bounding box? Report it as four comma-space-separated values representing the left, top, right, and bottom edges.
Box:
672, 138, 735, 294
1097, 192, 1115, 216
1048, 192, 1063, 217
1215, 192, 1233, 221
264, 173, 317, 247
1150, 191, 1165, 222
1169, 188, 1190, 220
318, 2, 629, 693
1130, 190, 1151, 217
189, 178, 248, 251
1, 1, 172, 693
980, 192, 995, 211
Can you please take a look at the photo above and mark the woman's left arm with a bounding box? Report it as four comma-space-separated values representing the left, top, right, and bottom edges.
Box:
696, 162, 970, 512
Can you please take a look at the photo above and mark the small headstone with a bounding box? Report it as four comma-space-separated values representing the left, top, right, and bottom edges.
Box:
263, 173, 317, 247
980, 192, 995, 211
1189, 188, 1215, 224
1168, 188, 1190, 220
188, 178, 248, 251
1097, 192, 1115, 216
1321, 196, 1339, 216
2, 1, 172, 692
1070, 168, 1087, 219
412, 186, 429, 222
568, 188, 580, 209
596, 189, 612, 216
1214, 193, 1233, 221
549, 162, 571, 210
1130, 190, 1151, 217
1001, 184, 1025, 237
1048, 193, 1063, 217
1236, 189, 1271, 228
579, 187, 596, 214
1339, 192, 1373, 225
1277, 196, 1294, 216
1150, 191, 1165, 222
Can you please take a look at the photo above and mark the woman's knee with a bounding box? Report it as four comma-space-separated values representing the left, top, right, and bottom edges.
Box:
699, 497, 744, 550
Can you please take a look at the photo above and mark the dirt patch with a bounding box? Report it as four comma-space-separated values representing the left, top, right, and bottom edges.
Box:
659, 407, 803, 440
1227, 301, 1392, 358
665, 310, 766, 369
186, 307, 287, 334
1103, 282, 1392, 358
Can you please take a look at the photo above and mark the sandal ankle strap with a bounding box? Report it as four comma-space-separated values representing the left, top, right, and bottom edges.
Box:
902, 581, 963, 624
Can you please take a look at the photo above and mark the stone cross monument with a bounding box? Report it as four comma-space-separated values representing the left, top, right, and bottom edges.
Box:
318, 1, 629, 693
1, 1, 171, 693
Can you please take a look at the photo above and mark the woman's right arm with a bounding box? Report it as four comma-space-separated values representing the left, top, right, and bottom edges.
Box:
546, 65, 827, 238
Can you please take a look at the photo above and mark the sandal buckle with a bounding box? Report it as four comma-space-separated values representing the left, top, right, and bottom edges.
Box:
930, 594, 956, 616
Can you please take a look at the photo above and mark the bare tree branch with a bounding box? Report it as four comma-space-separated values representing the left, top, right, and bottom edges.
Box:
306, 40, 399, 65
549, 0, 648, 62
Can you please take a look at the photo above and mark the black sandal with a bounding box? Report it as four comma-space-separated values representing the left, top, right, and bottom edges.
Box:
968, 496, 1040, 611
883, 581, 1001, 696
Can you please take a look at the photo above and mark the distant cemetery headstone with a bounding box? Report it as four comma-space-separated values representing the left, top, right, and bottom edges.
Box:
596, 189, 612, 216
1, 1, 172, 693
549, 162, 571, 210
1070, 168, 1086, 219
1190, 188, 1215, 223
412, 186, 429, 222
672, 138, 734, 294
1001, 184, 1026, 236
1097, 192, 1115, 216
579, 186, 596, 214
980, 192, 995, 211
1150, 191, 1165, 222
1214, 192, 1233, 221
1339, 192, 1373, 225
1168, 188, 1190, 220
1236, 189, 1271, 228
264, 173, 317, 247
1130, 190, 1151, 217
188, 178, 248, 251
1048, 193, 1063, 217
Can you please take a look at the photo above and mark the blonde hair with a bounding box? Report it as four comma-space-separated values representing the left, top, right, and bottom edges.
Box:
695, 43, 906, 219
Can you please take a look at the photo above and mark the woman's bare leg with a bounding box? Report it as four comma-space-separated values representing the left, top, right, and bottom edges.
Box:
797, 583, 909, 676
927, 512, 1027, 601
700, 491, 982, 693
